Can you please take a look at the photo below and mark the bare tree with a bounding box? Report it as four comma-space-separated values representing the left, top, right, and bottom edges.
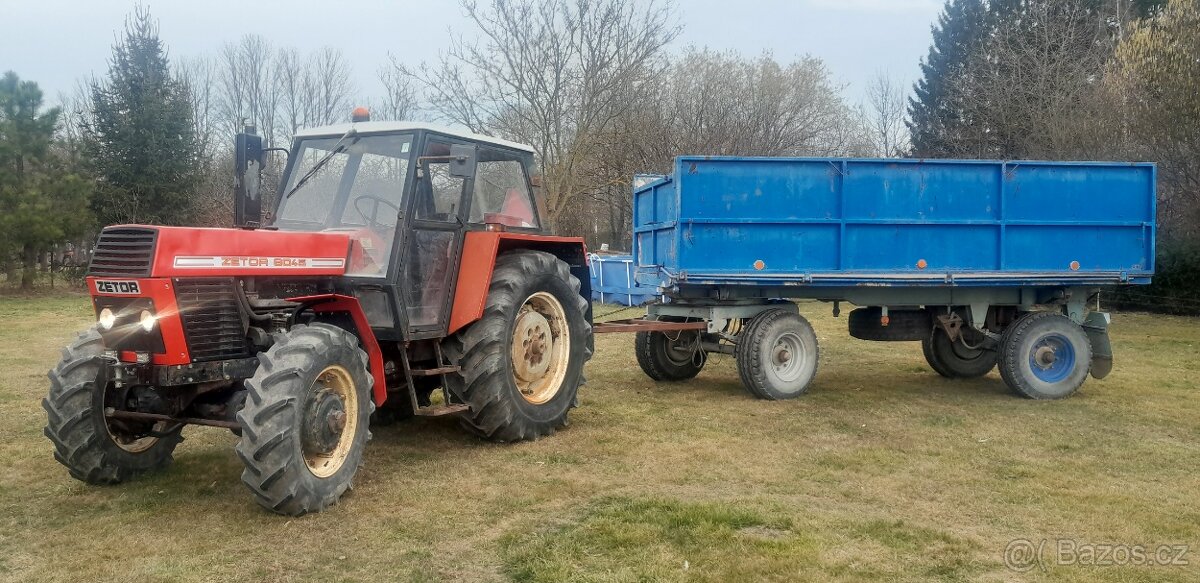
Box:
400, 0, 680, 229
858, 72, 910, 157
564, 48, 870, 248
304, 47, 355, 127
375, 54, 418, 122
947, 0, 1125, 160
177, 55, 219, 160
274, 47, 308, 141
217, 35, 279, 145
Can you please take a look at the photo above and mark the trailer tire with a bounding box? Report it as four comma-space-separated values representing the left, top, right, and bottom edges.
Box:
236, 323, 374, 516
922, 328, 996, 378
44, 328, 183, 485
848, 307, 931, 341
443, 250, 592, 442
998, 312, 1091, 400
736, 309, 819, 400
635, 320, 704, 381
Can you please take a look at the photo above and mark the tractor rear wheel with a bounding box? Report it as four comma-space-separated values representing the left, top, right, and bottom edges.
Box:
236, 323, 374, 516
635, 318, 704, 381
443, 250, 592, 442
43, 328, 183, 484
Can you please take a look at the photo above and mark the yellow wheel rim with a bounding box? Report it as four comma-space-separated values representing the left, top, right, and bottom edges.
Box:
302, 365, 359, 478
510, 292, 571, 405
103, 385, 160, 453
106, 424, 159, 453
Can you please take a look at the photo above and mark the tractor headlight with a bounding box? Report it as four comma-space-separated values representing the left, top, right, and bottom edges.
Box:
98, 308, 116, 330
139, 310, 158, 332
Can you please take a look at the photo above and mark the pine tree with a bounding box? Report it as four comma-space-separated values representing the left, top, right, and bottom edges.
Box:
0, 72, 93, 288
907, 0, 996, 157
84, 7, 200, 226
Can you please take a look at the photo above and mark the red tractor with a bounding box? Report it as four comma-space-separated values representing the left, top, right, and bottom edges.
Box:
44, 113, 594, 515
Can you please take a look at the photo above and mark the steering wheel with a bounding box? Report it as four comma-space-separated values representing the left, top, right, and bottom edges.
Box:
353, 195, 401, 230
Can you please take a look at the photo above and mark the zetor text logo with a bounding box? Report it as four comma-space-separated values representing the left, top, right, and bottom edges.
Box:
173, 256, 346, 270
95, 280, 142, 295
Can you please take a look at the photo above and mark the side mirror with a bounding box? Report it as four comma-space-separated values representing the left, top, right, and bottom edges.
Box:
449, 144, 477, 179
234, 126, 264, 227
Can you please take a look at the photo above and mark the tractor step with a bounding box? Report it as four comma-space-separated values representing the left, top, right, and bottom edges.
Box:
409, 366, 460, 377
414, 403, 470, 417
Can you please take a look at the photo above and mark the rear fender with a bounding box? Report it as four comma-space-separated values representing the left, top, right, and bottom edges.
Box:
287, 294, 387, 405
448, 231, 591, 336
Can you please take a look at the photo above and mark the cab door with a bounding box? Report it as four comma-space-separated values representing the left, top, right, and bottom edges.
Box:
401, 138, 472, 338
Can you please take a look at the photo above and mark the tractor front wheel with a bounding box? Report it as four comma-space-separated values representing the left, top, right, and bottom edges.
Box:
444, 250, 592, 442
43, 328, 183, 484
236, 323, 374, 515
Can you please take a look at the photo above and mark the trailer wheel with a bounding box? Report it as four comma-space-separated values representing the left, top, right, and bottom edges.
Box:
43, 328, 183, 484
735, 309, 819, 400
635, 319, 704, 381
443, 250, 591, 442
998, 312, 1092, 399
235, 323, 374, 516
922, 328, 996, 378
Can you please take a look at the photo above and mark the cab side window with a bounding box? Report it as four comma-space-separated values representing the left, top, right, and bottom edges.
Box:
469, 149, 538, 228
414, 141, 465, 222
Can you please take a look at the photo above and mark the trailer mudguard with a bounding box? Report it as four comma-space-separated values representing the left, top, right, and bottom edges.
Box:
287, 294, 388, 405
1083, 311, 1113, 379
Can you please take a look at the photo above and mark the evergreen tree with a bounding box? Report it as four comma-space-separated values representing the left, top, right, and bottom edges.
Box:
907, 0, 995, 157
84, 7, 200, 226
0, 72, 93, 288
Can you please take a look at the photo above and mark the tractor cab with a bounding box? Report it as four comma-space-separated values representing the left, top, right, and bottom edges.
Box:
257, 120, 545, 341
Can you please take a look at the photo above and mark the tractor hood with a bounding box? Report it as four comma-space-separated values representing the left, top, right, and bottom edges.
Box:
88, 225, 353, 278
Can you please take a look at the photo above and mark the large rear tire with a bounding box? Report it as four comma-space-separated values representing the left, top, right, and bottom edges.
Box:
635, 319, 704, 381
735, 309, 820, 400
443, 250, 592, 442
43, 328, 183, 484
236, 323, 374, 516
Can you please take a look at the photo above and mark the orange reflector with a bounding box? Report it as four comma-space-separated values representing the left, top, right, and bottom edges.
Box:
881, 316, 890, 327
351, 106, 370, 122
753, 260, 765, 270
1069, 260, 1080, 271
916, 259, 927, 270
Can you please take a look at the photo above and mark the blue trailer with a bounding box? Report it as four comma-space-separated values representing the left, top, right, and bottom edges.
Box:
595, 156, 1155, 400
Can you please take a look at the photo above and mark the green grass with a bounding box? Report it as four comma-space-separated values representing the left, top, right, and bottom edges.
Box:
1, 292, 1198, 582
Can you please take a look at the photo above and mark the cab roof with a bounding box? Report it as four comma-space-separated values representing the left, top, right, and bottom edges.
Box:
293, 121, 535, 153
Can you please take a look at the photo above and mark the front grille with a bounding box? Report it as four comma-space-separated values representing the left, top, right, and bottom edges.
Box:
88, 227, 157, 277
174, 278, 250, 362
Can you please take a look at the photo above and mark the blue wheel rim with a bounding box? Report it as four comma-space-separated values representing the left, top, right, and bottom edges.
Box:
1027, 333, 1076, 383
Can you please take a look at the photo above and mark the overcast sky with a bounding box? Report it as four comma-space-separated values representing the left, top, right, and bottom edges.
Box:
3, 0, 945, 109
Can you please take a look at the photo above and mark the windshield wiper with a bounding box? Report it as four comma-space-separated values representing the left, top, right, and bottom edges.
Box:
282, 128, 359, 201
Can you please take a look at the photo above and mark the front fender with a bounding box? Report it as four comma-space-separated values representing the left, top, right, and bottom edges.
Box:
287, 294, 388, 405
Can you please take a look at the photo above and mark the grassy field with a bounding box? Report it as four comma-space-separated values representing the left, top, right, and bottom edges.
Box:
1, 291, 1197, 582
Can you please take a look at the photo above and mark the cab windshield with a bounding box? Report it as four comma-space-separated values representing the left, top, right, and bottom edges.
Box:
274, 133, 414, 276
